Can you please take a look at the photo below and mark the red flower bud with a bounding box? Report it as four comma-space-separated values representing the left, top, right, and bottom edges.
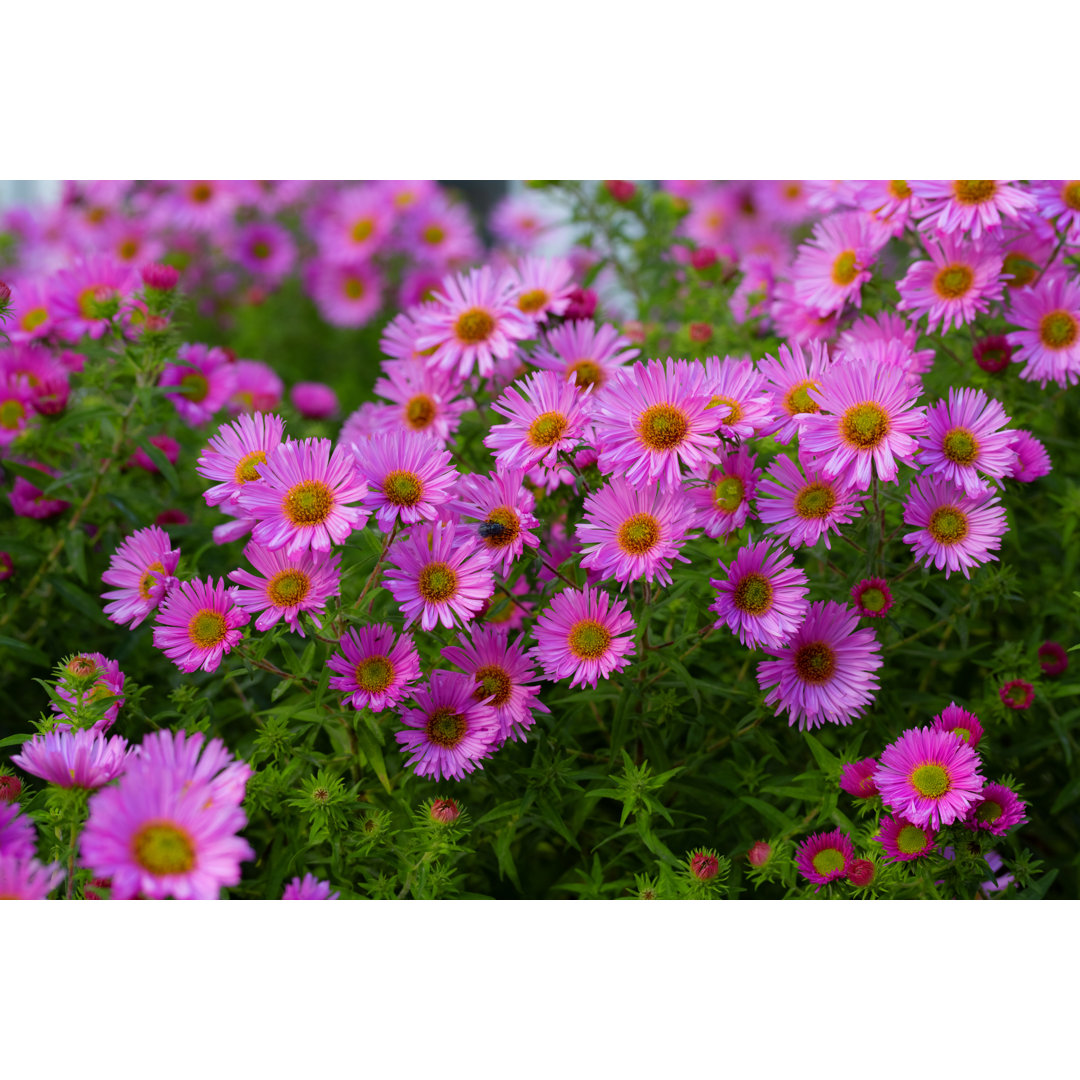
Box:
0, 551, 14, 582
847, 859, 875, 888
430, 797, 461, 824
0, 774, 22, 803
140, 262, 180, 292
564, 287, 597, 321
604, 180, 636, 204
689, 322, 713, 343
0, 280, 11, 304
747, 841, 771, 867
689, 851, 720, 880
1038, 641, 1068, 678
690, 246, 718, 270
972, 335, 1012, 374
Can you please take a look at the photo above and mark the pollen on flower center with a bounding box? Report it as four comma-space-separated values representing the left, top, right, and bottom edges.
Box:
794, 482, 837, 519
283, 480, 334, 526
351, 218, 374, 243
422, 225, 446, 245
933, 264, 974, 299
714, 475, 745, 512
179, 372, 210, 402
0, 400, 26, 429
733, 572, 773, 615
911, 763, 950, 798
942, 426, 980, 465
1003, 252, 1038, 288
426, 707, 467, 748
841, 402, 889, 449
567, 359, 603, 389
953, 180, 996, 205
474, 664, 513, 707
252, 241, 271, 260
133, 821, 196, 875
517, 288, 549, 314
811, 848, 844, 876
234, 450, 267, 483
897, 824, 928, 854
708, 395, 742, 424
190, 183, 213, 204
483, 506, 520, 547
831, 249, 859, 286
928, 506, 969, 545
382, 469, 424, 507
418, 562, 459, 603
405, 394, 436, 429
794, 641, 836, 684
784, 380, 820, 416
343, 276, 365, 300
356, 655, 394, 693
267, 569, 311, 607
22, 307, 49, 332
568, 618, 612, 660
638, 404, 689, 451
455, 307, 495, 344
859, 587, 887, 612
1038, 310, 1078, 350
976, 799, 1003, 824
889, 180, 911, 199
528, 410, 569, 447
188, 608, 228, 648
617, 512, 661, 555
138, 560, 166, 600
1063, 182, 1080, 211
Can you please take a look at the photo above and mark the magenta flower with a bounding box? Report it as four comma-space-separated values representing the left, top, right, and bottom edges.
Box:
134, 729, 252, 810
101, 525, 181, 629
838, 311, 935, 383
452, 468, 541, 577
756, 455, 863, 550
152, 577, 250, 674
508, 255, 575, 325
790, 211, 882, 315
401, 190, 481, 265
931, 702, 984, 748
0, 803, 36, 859
371, 361, 472, 446
5, 276, 58, 343
231, 220, 296, 285
876, 814, 937, 862
229, 359, 284, 414
291, 382, 339, 420
999, 679, 1034, 710
1030, 180, 1080, 234
1006, 430, 1052, 482
0, 854, 64, 899
530, 318, 639, 395
839, 758, 878, 799
9, 465, 69, 519
160, 343, 237, 427
283, 873, 339, 900
315, 185, 393, 261
909, 180, 1036, 240
0, 377, 34, 445
690, 446, 762, 539
757, 340, 832, 444
328, 624, 422, 713
918, 387, 1014, 497
1038, 641, 1069, 678
702, 355, 776, 440
1005, 272, 1080, 389
850, 577, 893, 619
50, 254, 137, 341
307, 258, 384, 329
794, 829, 854, 886
196, 411, 286, 509
12, 729, 129, 790
963, 783, 1027, 836
228, 541, 341, 636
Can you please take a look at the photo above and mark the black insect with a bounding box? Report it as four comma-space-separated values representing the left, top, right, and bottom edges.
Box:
478, 520, 512, 541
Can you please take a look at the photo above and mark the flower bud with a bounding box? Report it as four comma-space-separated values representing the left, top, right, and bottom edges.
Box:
31, 374, 70, 416
0, 280, 11, 305
690, 246, 718, 270
747, 841, 771, 867
689, 322, 713, 343
291, 381, 339, 420
604, 180, 636, 204
140, 262, 180, 292
972, 335, 1012, 374
999, 679, 1034, 710
564, 287, 597, 321
155, 509, 189, 527
430, 797, 461, 824
1038, 641, 1068, 678
847, 859, 875, 888
0, 774, 21, 802
689, 851, 720, 880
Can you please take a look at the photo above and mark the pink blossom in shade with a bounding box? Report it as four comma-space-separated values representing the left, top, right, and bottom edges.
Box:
328, 624, 422, 713
12, 729, 129, 791
414, 266, 533, 381
315, 185, 393, 262
1005, 430, 1052, 482
917, 387, 1015, 498
0, 377, 34, 445
0, 803, 36, 859
837, 311, 935, 383
52, 652, 126, 730
909, 181, 1037, 240
755, 455, 863, 551
372, 361, 473, 446
972, 335, 1013, 374
529, 584, 636, 691
576, 478, 698, 590
399, 265, 452, 310
101, 525, 181, 629
30, 371, 70, 416
769, 280, 840, 345
0, 854, 65, 899
999, 680, 1034, 711
485, 369, 593, 473
1038, 641, 1068, 678
160, 343, 237, 427
128, 433, 181, 474
228, 359, 284, 415
701, 354, 776, 440
156, 510, 189, 528
851, 577, 893, 619
902, 476, 1008, 580
0, 342, 70, 403
876, 814, 937, 862
228, 542, 341, 636
395, 669, 501, 782
282, 873, 339, 900
1005, 272, 1080, 389
790, 211, 882, 316
931, 702, 984, 749
442, 626, 550, 745
452, 469, 541, 577
236, 437, 369, 558
290, 382, 339, 420
338, 402, 382, 449
230, 220, 296, 285
564, 287, 598, 321
757, 179, 815, 225
507, 256, 576, 326
196, 411, 286, 509
383, 519, 495, 632
1030, 180, 1080, 236
152, 577, 250, 674
490, 193, 556, 251
757, 600, 883, 731
689, 445, 762, 540
710, 537, 809, 650
964, 783, 1027, 837
4, 277, 59, 343
794, 829, 854, 886
9, 465, 69, 519
480, 576, 532, 632
529, 318, 640, 397
875, 725, 985, 829
896, 235, 1006, 335
49, 255, 138, 341
839, 758, 879, 799
756, 340, 832, 445
401, 192, 482, 267
353, 429, 458, 534
306, 257, 384, 329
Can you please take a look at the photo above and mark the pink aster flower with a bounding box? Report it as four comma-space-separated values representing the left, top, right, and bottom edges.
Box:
306, 257, 384, 329
850, 180, 922, 231
384, 520, 495, 631
5, 277, 59, 343
228, 541, 341, 636
371, 361, 472, 446
1030, 179, 1080, 235
12, 729, 129, 790
877, 814, 937, 862
9, 464, 69, 519
998, 221, 1057, 290
702, 355, 775, 440
840, 757, 878, 799
236, 437, 369, 558
999, 679, 1034, 710
315, 185, 393, 261
395, 669, 501, 782
156, 180, 244, 233
1005, 272, 1080, 388
917, 387, 1014, 496
152, 577, 250, 674
790, 212, 882, 315
197, 411, 286, 509
485, 369, 593, 473
710, 538, 809, 649
0, 803, 36, 859
909, 181, 1036, 240
353, 429, 457, 534
401, 191, 482, 266
530, 584, 636, 690
529, 318, 640, 397
1005, 430, 1052, 482
690, 445, 762, 539
875, 725, 985, 829
328, 624, 422, 713
491, 193, 557, 250
837, 311, 935, 384
101, 525, 181, 629
50, 255, 137, 341
964, 783, 1027, 836
896, 235, 1006, 334
124, 728, 251, 811
902, 476, 1007, 579
452, 468, 541, 577
757, 600, 883, 731
794, 829, 853, 886
508, 256, 576, 325
0, 854, 64, 900
128, 433, 181, 474
757, 340, 832, 445
756, 455, 863, 550
594, 358, 727, 491
283, 873, 339, 900
52, 652, 126, 730
577, 478, 697, 589
931, 702, 984, 748
1038, 641, 1069, 678
443, 626, 549, 744
972, 334, 1013, 374
291, 382, 338, 420
161, 343, 237, 427
0, 376, 34, 445
229, 359, 284, 414
231, 220, 297, 285
851, 577, 893, 619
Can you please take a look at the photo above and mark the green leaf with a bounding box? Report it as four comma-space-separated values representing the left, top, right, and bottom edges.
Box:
64, 528, 87, 584
0, 635, 50, 666
354, 720, 392, 794
45, 576, 112, 628
804, 732, 840, 773
740, 795, 795, 832
3, 460, 66, 493
0, 732, 33, 748
137, 438, 180, 492
1018, 869, 1059, 900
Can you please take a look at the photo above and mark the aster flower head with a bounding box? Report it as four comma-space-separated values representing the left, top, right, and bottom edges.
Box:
838, 311, 935, 383
577, 478, 698, 589
395, 669, 501, 782
306, 257, 384, 329
529, 318, 640, 397
756, 455, 863, 551
161, 343, 237, 427
5, 276, 58, 343
1005, 272, 1080, 389
229, 359, 284, 414
964, 783, 1027, 836
1006, 430, 1052, 482
1030, 179, 1080, 234
401, 190, 482, 266
125, 728, 252, 811
0, 855, 64, 900
50, 255, 137, 341
757, 600, 883, 731
710, 538, 809, 649
902, 476, 1008, 579
931, 701, 984, 748
152, 577, 250, 674
874, 725, 985, 829
12, 729, 129, 791
999, 679, 1034, 710
231, 220, 296, 285
794, 829, 854, 886
972, 335, 1013, 374
291, 382, 338, 420
0, 803, 36, 859
196, 411, 286, 508
452, 468, 541, 576
316, 185, 393, 261
9, 464, 69, 519
101, 525, 181, 629
530, 584, 636, 690
1038, 641, 1068, 678
0, 375, 35, 445
877, 814, 937, 862
910, 181, 1036, 240
839, 757, 879, 799
918, 388, 1014, 498
702, 355, 776, 440
328, 624, 422, 713
371, 361, 472, 446
508, 256, 576, 325
790, 211, 882, 315
283, 874, 340, 900
690, 445, 762, 539
757, 340, 832, 445
228, 542, 341, 636
383, 520, 495, 631
851, 577, 893, 619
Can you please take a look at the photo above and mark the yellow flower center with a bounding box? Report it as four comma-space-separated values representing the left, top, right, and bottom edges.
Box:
1039, 310, 1078, 350
483, 506, 520, 548
567, 359, 604, 390
811, 848, 845, 876
0, 399, 25, 430
1062, 182, 1080, 212
1002, 251, 1038, 288
953, 180, 996, 205
942, 427, 979, 465
119, 239, 139, 260
234, 450, 267, 484
784, 380, 820, 417
455, 308, 495, 344
841, 402, 889, 450
356, 655, 394, 693
713, 475, 745, 513
474, 665, 512, 707
418, 562, 458, 603
617, 512, 660, 555
975, 800, 1003, 824
188, 609, 228, 649
382, 469, 424, 507
132, 821, 196, 875
190, 183, 214, 204
638, 404, 689, 451
897, 824, 929, 855
21, 307, 49, 332
426, 707, 467, 748
933, 264, 974, 300
405, 394, 436, 430
517, 289, 549, 314
138, 561, 166, 600
267, 568, 311, 607
343, 276, 366, 300
251, 241, 271, 260
351, 218, 374, 243
422, 225, 446, 245
568, 618, 612, 659
794, 641, 836, 685
708, 395, 742, 425
910, 763, 950, 798
889, 180, 911, 199
528, 410, 569, 447
858, 586, 887, 612
831, 249, 858, 286
179, 372, 210, 403
928, 506, 968, 546
283, 480, 334, 526
794, 482, 837, 519
732, 572, 773, 615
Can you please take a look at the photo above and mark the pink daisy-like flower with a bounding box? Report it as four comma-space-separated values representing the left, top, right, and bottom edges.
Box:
443, 626, 550, 744
850, 180, 922, 231
918, 387, 1014, 497
874, 725, 985, 829
530, 585, 636, 690
1030, 179, 1080, 235
794, 829, 854, 886
306, 257, 384, 329
282, 873, 339, 900
0, 376, 34, 445
491, 193, 556, 250
371, 361, 472, 447
353, 429, 457, 534
316, 185, 393, 262
160, 343, 237, 428
1038, 641, 1068, 678
837, 311, 935, 384
902, 476, 1007, 579
126, 729, 251, 810
197, 411, 286, 509
9, 465, 70, 520
896, 235, 1006, 334
790, 212, 882, 315
229, 359, 284, 414
757, 600, 883, 731
291, 382, 338, 420
231, 220, 296, 285
12, 729, 129, 791
577, 478, 697, 589
129, 433, 181, 474
157, 180, 243, 233
414, 266, 533, 380
710, 538, 809, 649
152, 577, 250, 674
52, 652, 126, 730
395, 669, 501, 782
876, 814, 937, 862
797, 360, 925, 490
401, 192, 481, 266
327, 624, 422, 713
964, 783, 1027, 836
999, 679, 1034, 710
101, 525, 181, 629
757, 340, 832, 445
690, 446, 762, 539
0, 803, 36, 859
593, 358, 727, 491
508, 256, 576, 325
380, 305, 441, 365
5, 277, 59, 343
0, 854, 64, 900
997, 221, 1057, 291
383, 520, 495, 632
702, 355, 775, 441
529, 318, 640, 396
1005, 273, 1080, 389
756, 455, 863, 551
452, 468, 541, 577
228, 541, 341, 636
50, 255, 137, 341
839, 757, 878, 799
909, 181, 1036, 240
851, 577, 893, 619
485, 369, 593, 473
769, 280, 839, 345
1006, 430, 1052, 482
236, 437, 369, 558
931, 702, 984, 748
